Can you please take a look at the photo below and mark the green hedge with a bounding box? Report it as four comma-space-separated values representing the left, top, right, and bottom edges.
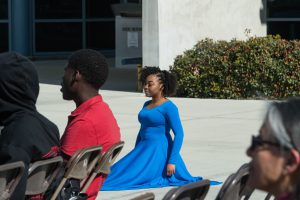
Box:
170, 35, 300, 99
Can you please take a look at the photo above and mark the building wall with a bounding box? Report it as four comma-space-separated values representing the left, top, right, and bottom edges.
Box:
143, 0, 267, 70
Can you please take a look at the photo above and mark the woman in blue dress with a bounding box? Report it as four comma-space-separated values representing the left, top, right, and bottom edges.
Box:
101, 67, 211, 191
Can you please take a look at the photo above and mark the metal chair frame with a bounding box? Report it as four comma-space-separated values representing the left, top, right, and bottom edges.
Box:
50, 145, 102, 200
26, 156, 63, 195
162, 179, 211, 200
215, 163, 254, 200
0, 161, 25, 200
81, 141, 124, 193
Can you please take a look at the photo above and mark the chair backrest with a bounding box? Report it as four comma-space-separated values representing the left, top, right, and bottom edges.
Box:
26, 156, 63, 195
130, 192, 155, 200
50, 145, 102, 200
162, 179, 210, 200
66, 145, 103, 180
215, 163, 254, 200
81, 141, 124, 192
95, 141, 124, 174
0, 161, 25, 200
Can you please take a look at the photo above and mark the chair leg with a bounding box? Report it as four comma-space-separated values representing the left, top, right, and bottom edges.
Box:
81, 172, 97, 193
50, 178, 67, 200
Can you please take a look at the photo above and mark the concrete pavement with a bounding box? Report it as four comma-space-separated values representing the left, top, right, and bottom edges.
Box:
32, 59, 270, 199
37, 83, 271, 200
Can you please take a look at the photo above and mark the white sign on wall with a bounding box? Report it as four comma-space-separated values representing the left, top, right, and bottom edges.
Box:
127, 32, 139, 48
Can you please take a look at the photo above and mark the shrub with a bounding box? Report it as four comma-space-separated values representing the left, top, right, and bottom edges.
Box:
170, 35, 300, 99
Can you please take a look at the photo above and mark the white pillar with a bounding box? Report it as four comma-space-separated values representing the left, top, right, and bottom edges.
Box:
142, 0, 159, 67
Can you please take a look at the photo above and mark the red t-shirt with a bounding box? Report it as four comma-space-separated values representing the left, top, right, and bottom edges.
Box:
60, 95, 121, 200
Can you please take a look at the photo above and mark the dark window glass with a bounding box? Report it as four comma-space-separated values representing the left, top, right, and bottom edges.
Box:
268, 22, 300, 40
127, 0, 140, 3
0, 0, 8, 19
0, 23, 8, 52
35, 23, 82, 52
86, 0, 119, 18
35, 0, 82, 19
86, 21, 115, 50
268, 0, 300, 18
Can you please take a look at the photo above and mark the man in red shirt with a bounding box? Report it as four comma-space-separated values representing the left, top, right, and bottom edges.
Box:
60, 49, 121, 200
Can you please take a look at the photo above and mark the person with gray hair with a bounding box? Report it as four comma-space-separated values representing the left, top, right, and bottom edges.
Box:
247, 97, 300, 200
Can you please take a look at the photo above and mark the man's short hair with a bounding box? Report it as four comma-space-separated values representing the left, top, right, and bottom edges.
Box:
68, 49, 109, 90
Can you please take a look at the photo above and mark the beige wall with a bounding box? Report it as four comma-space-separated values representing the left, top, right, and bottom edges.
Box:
143, 0, 267, 70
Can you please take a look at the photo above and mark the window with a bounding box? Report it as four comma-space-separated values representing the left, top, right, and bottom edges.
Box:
35, 23, 82, 52
86, 22, 115, 50
127, 0, 141, 3
33, 0, 120, 54
268, 0, 300, 18
0, 0, 8, 52
35, 0, 82, 19
267, 0, 300, 39
0, 23, 8, 52
86, 0, 119, 18
0, 0, 8, 19
268, 22, 300, 40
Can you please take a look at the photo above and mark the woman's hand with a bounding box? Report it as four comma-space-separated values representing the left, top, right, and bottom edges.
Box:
167, 164, 176, 176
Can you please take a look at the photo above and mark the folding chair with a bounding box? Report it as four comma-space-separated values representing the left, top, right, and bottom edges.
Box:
130, 192, 155, 200
81, 141, 124, 192
162, 179, 210, 200
50, 145, 103, 200
265, 193, 275, 200
215, 163, 254, 200
0, 161, 25, 200
26, 156, 63, 195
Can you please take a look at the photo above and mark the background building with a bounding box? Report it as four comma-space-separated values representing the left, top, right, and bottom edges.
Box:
1, 0, 139, 58
1, 0, 299, 69
143, 0, 300, 69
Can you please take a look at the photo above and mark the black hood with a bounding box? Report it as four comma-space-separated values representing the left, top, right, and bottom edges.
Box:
0, 52, 39, 125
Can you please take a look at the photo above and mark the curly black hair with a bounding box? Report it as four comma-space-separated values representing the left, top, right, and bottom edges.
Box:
140, 66, 177, 97
68, 49, 109, 90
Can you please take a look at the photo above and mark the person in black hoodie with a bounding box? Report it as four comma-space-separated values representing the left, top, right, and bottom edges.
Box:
0, 52, 60, 200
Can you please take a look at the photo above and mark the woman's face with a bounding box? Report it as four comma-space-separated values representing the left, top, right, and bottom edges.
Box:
247, 122, 286, 192
143, 74, 163, 98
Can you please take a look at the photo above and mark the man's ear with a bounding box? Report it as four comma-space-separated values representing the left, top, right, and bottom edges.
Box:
285, 149, 300, 173
74, 70, 82, 81
70, 70, 81, 86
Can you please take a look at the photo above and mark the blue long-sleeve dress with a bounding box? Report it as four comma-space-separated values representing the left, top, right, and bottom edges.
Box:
101, 100, 208, 191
